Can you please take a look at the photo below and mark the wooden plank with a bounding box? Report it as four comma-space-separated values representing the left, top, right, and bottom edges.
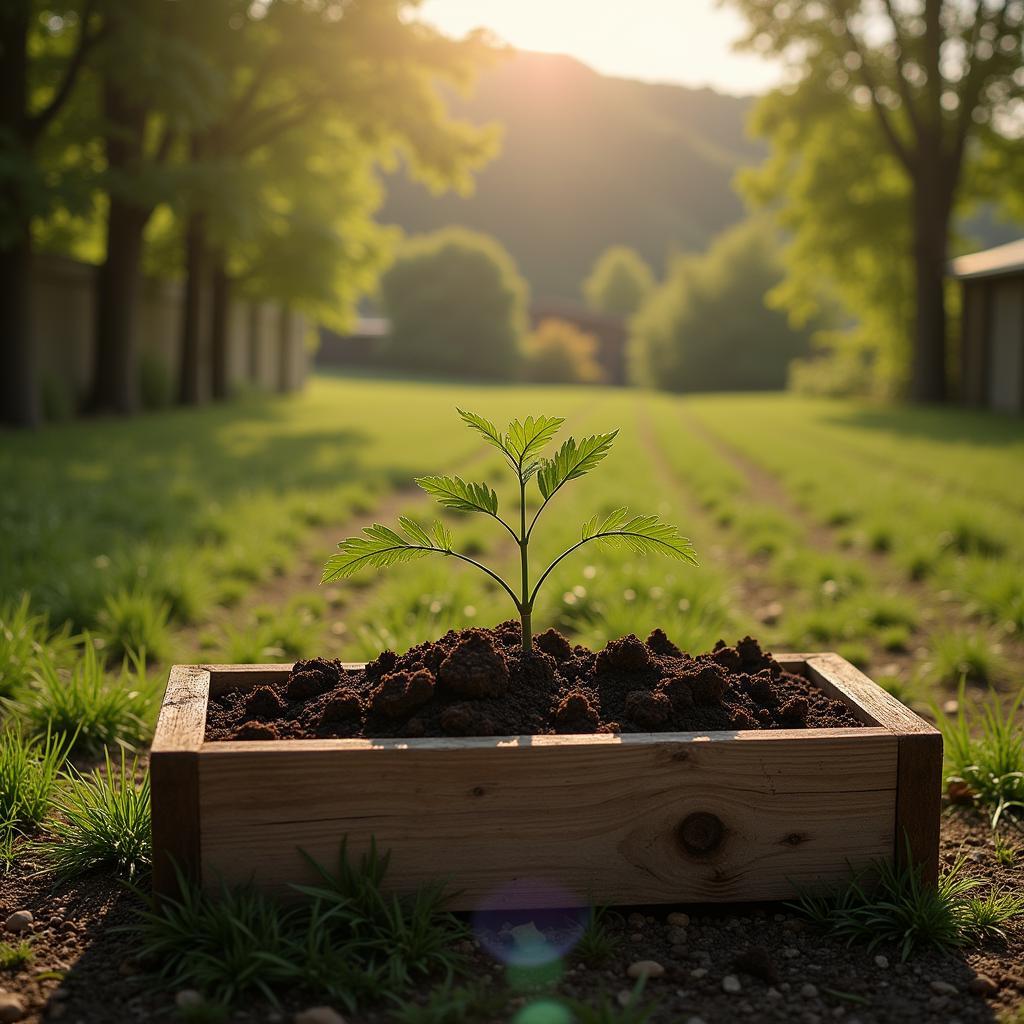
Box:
895, 730, 943, 885
150, 666, 209, 895
197, 730, 898, 908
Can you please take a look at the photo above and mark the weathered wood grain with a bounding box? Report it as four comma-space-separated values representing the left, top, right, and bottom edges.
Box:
197, 730, 898, 908
150, 665, 209, 895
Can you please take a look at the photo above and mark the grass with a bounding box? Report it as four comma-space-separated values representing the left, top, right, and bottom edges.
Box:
389, 979, 506, 1023
0, 728, 70, 834
15, 640, 155, 755
792, 849, 1024, 960
0, 594, 76, 698
573, 906, 623, 967
930, 631, 1006, 687
0, 939, 32, 971
939, 685, 1024, 832
38, 750, 152, 883
94, 588, 171, 665
132, 839, 466, 1011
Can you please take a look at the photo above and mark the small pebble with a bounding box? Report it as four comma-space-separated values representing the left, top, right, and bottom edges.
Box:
783, 947, 801, 958
722, 975, 742, 994
690, 968, 708, 979
874, 955, 889, 969
0, 993, 26, 1024
616, 991, 632, 1008
3, 911, 32, 934
968, 975, 998, 996
629, 932, 643, 943
667, 912, 690, 927
175, 991, 203, 1010
627, 912, 646, 927
627, 960, 665, 980
801, 983, 819, 999
293, 1009, 348, 1024
766, 988, 782, 1001
927, 996, 949, 1012
930, 980, 957, 996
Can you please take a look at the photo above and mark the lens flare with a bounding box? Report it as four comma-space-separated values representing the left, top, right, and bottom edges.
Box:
471, 879, 589, 967
513, 998, 573, 1024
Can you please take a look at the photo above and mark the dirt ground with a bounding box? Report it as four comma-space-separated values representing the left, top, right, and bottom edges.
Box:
1, 810, 1020, 1024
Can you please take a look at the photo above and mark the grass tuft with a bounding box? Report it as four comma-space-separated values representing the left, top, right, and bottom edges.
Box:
939, 685, 1024, 832
18, 640, 155, 755
0, 939, 33, 970
389, 979, 506, 1023
0, 594, 76, 698
95, 588, 171, 665
791, 849, 1024, 960
38, 749, 152, 883
0, 727, 70, 833
573, 906, 623, 967
930, 631, 1005, 687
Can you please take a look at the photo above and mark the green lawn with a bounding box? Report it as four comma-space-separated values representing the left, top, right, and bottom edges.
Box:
3, 376, 1023, 718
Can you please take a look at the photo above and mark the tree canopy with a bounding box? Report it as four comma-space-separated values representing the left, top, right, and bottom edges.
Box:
629, 218, 815, 393
380, 227, 529, 380
583, 245, 655, 317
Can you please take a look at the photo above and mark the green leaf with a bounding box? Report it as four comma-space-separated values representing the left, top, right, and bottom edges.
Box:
433, 520, 454, 551
398, 516, 432, 546
322, 519, 452, 582
537, 431, 618, 500
457, 408, 506, 454
415, 475, 498, 515
580, 509, 698, 565
505, 415, 564, 467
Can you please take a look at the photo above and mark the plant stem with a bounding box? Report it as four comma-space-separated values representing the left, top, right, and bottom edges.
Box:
519, 476, 531, 654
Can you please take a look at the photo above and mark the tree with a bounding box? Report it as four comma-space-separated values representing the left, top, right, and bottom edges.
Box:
522, 318, 605, 384
88, 0, 215, 414
381, 228, 528, 380
726, 0, 1024, 402
173, 0, 497, 404
0, 2, 101, 427
629, 218, 815, 392
583, 245, 654, 317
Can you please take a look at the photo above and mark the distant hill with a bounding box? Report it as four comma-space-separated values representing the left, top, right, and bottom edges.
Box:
379, 51, 764, 302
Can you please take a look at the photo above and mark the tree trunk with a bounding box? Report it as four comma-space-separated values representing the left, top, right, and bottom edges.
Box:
0, 229, 39, 428
908, 169, 953, 404
90, 79, 150, 414
91, 198, 148, 414
210, 258, 231, 400
277, 305, 291, 393
0, 7, 39, 428
178, 210, 208, 405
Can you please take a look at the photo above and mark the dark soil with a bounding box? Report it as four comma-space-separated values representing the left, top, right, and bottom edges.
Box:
205, 626, 861, 741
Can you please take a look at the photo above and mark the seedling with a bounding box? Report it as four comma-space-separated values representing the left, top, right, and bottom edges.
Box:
323, 410, 697, 653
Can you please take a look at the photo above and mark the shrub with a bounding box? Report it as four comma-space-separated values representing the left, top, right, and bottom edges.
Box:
380, 228, 528, 380
629, 218, 813, 392
521, 318, 605, 384
583, 245, 654, 317
94, 588, 171, 665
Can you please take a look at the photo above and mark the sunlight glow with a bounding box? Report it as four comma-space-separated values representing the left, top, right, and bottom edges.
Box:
418, 0, 783, 95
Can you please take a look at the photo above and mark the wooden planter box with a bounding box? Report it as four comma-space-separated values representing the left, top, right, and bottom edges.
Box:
151, 654, 941, 909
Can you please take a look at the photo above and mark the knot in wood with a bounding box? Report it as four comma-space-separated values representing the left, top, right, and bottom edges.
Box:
677, 811, 725, 856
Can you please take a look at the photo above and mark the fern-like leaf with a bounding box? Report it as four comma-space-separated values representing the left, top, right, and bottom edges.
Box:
581, 509, 698, 564
457, 408, 506, 453
416, 475, 499, 515
537, 431, 618, 500
322, 520, 451, 582
505, 415, 564, 467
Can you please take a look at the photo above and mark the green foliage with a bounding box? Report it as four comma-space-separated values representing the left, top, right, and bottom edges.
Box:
522, 319, 606, 385
380, 228, 529, 380
930, 631, 1005, 688
573, 907, 623, 967
0, 728, 69, 834
0, 939, 32, 971
629, 218, 814, 392
389, 979, 506, 1024
0, 595, 75, 698
18, 641, 154, 756
94, 589, 171, 666
324, 409, 696, 651
939, 686, 1024, 832
792, 850, 1024, 961
132, 840, 466, 1010
38, 750, 151, 883
566, 981, 652, 1024
583, 246, 655, 317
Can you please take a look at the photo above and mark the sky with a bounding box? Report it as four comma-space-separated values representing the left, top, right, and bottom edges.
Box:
418, 0, 784, 96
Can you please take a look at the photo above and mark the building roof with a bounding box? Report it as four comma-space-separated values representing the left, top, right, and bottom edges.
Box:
949, 238, 1024, 280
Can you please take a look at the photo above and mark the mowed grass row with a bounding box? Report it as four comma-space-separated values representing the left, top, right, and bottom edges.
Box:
679, 393, 1024, 689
